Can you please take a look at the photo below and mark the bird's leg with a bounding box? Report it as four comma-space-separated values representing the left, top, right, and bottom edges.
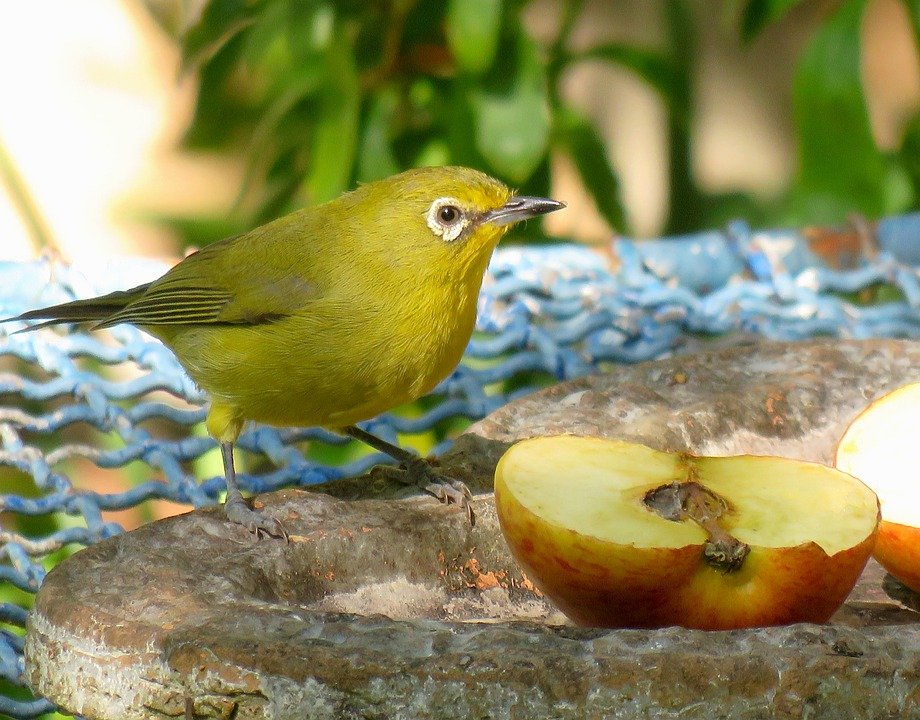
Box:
220, 441, 288, 540
343, 425, 475, 525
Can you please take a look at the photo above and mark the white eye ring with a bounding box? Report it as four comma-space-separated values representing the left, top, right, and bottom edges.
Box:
426, 197, 468, 242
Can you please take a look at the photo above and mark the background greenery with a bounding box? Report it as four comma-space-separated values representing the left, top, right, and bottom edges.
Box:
141, 0, 920, 247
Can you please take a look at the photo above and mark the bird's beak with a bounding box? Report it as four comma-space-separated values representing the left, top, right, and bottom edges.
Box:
481, 196, 566, 226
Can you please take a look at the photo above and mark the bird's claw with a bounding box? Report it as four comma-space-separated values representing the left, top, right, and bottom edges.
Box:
373, 458, 475, 526
422, 478, 475, 525
224, 496, 289, 541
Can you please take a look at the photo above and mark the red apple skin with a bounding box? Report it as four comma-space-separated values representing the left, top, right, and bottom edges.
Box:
496, 482, 879, 630
875, 521, 920, 593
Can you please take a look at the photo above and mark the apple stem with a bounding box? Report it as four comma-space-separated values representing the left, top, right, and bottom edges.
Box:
643, 481, 750, 573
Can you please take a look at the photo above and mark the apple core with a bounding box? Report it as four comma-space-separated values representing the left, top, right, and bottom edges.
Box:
643, 480, 750, 572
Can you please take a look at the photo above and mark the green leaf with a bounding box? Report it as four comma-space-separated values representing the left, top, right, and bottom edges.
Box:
881, 158, 914, 214
243, 2, 333, 85
259, 145, 308, 220
898, 108, 920, 189
150, 212, 248, 250
555, 108, 627, 232
792, 0, 887, 221
445, 80, 480, 167
183, 32, 255, 149
357, 89, 401, 182
661, 0, 701, 235
180, 0, 258, 72
303, 30, 361, 204
739, 0, 806, 41
566, 43, 686, 118
470, 32, 550, 183
414, 139, 452, 168
901, 0, 920, 51
446, 0, 503, 75
236, 79, 321, 210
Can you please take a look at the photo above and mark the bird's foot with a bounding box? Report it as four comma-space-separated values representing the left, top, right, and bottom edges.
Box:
373, 457, 475, 526
224, 494, 288, 541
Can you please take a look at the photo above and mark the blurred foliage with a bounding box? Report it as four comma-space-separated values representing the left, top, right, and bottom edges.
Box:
720, 0, 918, 229
141, 0, 920, 246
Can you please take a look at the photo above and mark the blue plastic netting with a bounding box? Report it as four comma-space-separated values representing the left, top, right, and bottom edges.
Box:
2, 216, 920, 718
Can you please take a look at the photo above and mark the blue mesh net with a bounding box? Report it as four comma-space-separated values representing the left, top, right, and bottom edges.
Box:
2, 216, 920, 718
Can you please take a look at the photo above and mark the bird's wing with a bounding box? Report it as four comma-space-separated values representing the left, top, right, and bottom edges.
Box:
96, 217, 324, 328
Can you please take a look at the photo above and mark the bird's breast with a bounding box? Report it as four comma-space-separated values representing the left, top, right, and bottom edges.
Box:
164, 267, 483, 429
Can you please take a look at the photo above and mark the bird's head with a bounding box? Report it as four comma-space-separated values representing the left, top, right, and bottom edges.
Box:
345, 166, 565, 274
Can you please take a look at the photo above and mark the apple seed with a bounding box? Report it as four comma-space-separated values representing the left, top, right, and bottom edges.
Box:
643, 479, 751, 573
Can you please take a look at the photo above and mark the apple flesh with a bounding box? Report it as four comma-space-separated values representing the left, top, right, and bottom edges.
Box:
836, 383, 920, 594
495, 436, 879, 630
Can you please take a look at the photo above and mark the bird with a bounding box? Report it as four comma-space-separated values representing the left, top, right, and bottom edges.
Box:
5, 166, 565, 538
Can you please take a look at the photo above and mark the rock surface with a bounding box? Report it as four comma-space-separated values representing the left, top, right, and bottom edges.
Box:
26, 340, 920, 719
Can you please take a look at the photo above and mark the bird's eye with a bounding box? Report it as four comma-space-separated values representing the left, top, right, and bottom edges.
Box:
426, 197, 468, 242
438, 205, 461, 224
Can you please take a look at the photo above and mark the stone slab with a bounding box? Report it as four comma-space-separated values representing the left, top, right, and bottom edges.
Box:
25, 340, 920, 719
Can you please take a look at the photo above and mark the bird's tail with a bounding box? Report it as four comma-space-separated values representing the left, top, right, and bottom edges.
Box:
3, 284, 151, 332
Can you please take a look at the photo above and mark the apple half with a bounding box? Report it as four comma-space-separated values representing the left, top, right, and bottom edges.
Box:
836, 382, 920, 594
495, 436, 879, 630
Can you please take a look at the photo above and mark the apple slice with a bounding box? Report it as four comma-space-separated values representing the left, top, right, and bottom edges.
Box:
495, 436, 879, 630
836, 383, 920, 594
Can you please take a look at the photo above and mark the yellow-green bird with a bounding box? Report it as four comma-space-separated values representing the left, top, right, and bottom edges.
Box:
7, 166, 564, 537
